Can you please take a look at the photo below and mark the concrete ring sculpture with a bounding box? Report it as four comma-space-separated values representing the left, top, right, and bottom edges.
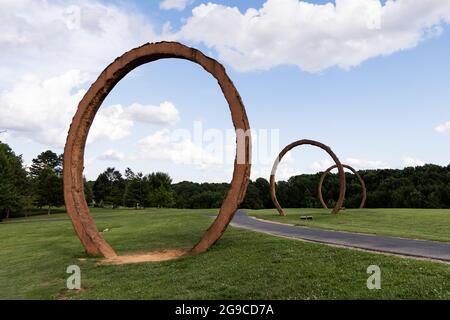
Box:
318, 164, 367, 209
63, 42, 251, 258
270, 139, 346, 216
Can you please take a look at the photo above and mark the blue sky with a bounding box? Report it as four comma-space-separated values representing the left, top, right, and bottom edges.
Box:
1, 0, 450, 183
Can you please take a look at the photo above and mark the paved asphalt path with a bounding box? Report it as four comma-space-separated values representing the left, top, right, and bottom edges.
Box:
231, 210, 450, 262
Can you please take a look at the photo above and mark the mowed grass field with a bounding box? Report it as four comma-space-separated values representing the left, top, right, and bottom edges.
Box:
247, 208, 450, 242
0, 208, 449, 300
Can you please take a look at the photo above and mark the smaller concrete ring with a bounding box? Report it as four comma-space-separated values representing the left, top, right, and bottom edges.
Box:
318, 164, 367, 209
269, 139, 346, 216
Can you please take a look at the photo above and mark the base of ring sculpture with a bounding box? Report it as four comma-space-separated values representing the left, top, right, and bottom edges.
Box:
269, 139, 346, 216
63, 42, 251, 258
318, 164, 367, 209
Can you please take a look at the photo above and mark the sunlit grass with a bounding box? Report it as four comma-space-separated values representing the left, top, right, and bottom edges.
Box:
246, 208, 450, 242
0, 208, 449, 300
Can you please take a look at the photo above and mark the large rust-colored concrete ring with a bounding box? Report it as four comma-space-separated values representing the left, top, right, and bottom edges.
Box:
318, 164, 367, 209
63, 42, 251, 258
269, 140, 346, 216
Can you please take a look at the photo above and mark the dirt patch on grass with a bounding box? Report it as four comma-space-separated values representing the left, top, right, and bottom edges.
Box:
100, 248, 191, 265
57, 288, 87, 300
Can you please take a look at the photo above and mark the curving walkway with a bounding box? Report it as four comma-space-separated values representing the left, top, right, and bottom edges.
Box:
231, 210, 450, 263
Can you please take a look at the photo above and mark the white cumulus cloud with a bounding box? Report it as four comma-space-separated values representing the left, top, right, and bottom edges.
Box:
0, 70, 87, 146
177, 0, 450, 72
160, 0, 194, 11
138, 129, 223, 168
88, 105, 134, 144
434, 121, 450, 133
0, 70, 180, 147
126, 101, 180, 126
0, 0, 163, 146
97, 149, 136, 162
0, 0, 158, 85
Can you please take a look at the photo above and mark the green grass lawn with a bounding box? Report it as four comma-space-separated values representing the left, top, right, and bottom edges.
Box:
246, 208, 450, 243
0, 208, 449, 300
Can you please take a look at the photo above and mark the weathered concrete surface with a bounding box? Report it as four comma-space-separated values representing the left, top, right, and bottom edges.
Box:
269, 140, 346, 216
63, 42, 251, 258
318, 164, 367, 209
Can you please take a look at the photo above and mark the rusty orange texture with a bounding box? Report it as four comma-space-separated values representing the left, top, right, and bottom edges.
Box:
269, 139, 346, 216
318, 164, 367, 209
63, 42, 252, 258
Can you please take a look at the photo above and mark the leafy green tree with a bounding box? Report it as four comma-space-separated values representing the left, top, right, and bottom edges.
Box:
30, 150, 64, 214
148, 186, 175, 208
124, 179, 143, 208
123, 169, 147, 208
0, 141, 29, 219
190, 191, 225, 209
147, 172, 172, 189
124, 167, 136, 180
30, 150, 62, 177
84, 178, 94, 206
34, 167, 64, 214
0, 184, 22, 219
241, 181, 264, 209
254, 178, 274, 208
143, 172, 175, 208
172, 181, 201, 208
93, 167, 125, 208
172, 181, 229, 208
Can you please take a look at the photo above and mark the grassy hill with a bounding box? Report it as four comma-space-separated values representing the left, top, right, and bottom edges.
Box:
0, 208, 449, 299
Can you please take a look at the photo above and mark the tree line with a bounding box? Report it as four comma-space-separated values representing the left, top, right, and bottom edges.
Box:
1, 142, 64, 219
258, 165, 450, 209
1, 140, 450, 219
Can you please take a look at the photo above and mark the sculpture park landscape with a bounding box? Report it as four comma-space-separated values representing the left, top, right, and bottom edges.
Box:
63, 42, 251, 258
63, 42, 370, 258
2, 1, 450, 304
62, 42, 402, 263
